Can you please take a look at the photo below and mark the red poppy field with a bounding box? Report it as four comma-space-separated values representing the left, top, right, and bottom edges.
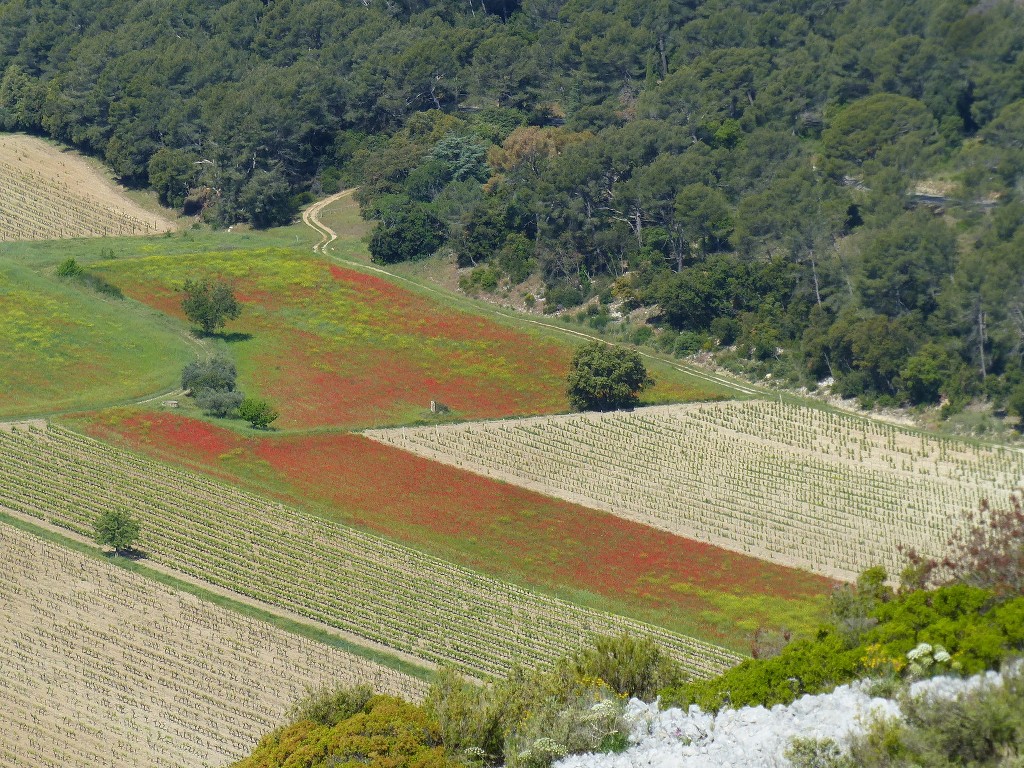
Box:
69, 408, 834, 651
89, 249, 719, 430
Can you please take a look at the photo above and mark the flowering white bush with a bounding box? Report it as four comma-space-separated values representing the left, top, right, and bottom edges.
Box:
906, 643, 954, 677
907, 643, 933, 662
507, 686, 628, 768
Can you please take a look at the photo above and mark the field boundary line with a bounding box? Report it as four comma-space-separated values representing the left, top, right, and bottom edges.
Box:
0, 503, 437, 681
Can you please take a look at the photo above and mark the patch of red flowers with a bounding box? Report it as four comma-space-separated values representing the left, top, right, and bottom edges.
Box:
72, 409, 833, 648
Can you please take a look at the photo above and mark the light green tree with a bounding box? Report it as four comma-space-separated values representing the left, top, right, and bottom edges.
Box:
93, 509, 140, 556
238, 397, 279, 429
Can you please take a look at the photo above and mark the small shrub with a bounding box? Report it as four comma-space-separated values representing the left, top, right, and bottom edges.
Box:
750, 626, 792, 660
182, 354, 237, 394
57, 258, 125, 297
565, 632, 683, 700
830, 566, 893, 646
425, 635, 656, 768
631, 325, 654, 346
504, 684, 627, 768
544, 283, 585, 311
56, 257, 83, 277
195, 389, 243, 417
497, 233, 535, 284
424, 667, 521, 762
786, 737, 856, 768
710, 316, 739, 345
236, 693, 456, 768
675, 331, 710, 357
459, 265, 501, 294
287, 684, 375, 727
846, 669, 1024, 766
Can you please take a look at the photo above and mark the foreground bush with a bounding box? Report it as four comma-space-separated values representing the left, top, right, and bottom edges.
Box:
233, 692, 457, 768
425, 636, 658, 767
235, 634, 658, 768
662, 581, 1024, 712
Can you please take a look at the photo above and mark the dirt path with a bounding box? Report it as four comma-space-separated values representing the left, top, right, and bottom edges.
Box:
0, 503, 436, 675
300, 193, 761, 399
302, 189, 355, 254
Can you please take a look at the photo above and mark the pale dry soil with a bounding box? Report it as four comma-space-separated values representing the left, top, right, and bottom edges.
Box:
0, 133, 175, 241
365, 400, 1024, 582
0, 520, 425, 768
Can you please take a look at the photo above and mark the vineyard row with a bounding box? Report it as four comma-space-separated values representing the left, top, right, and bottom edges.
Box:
0, 424, 741, 681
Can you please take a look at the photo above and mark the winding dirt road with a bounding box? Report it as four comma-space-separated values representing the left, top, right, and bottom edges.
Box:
302, 188, 355, 254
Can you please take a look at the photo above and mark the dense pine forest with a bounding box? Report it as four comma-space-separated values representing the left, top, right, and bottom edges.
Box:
3, 0, 1024, 408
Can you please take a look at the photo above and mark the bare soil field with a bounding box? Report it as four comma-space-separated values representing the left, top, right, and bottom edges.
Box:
0, 133, 175, 241
0, 520, 424, 768
365, 400, 1024, 582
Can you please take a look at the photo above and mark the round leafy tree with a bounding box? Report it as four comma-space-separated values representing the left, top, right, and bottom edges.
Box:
180, 279, 241, 334
93, 508, 140, 556
238, 397, 279, 429
566, 341, 653, 412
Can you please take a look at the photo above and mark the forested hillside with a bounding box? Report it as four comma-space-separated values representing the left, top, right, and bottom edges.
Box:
3, 0, 1024, 406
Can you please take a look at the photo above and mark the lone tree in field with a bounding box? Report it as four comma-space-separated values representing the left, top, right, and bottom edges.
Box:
93, 509, 140, 556
567, 341, 653, 412
181, 279, 241, 334
238, 397, 279, 429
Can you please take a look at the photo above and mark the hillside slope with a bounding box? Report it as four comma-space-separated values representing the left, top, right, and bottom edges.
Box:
3, 0, 1024, 412
0, 134, 174, 240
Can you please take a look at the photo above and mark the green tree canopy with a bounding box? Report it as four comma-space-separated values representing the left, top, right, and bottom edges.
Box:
180, 279, 242, 335
181, 354, 237, 393
368, 198, 446, 264
238, 397, 279, 429
93, 508, 140, 556
566, 341, 653, 411
822, 93, 941, 177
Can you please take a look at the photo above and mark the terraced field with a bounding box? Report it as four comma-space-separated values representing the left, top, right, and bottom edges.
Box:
72, 408, 835, 651
0, 520, 422, 768
365, 400, 1024, 581
0, 133, 173, 241
0, 423, 742, 680
87, 248, 719, 430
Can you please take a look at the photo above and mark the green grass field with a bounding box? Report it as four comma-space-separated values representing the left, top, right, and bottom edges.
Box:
2, 199, 740, 425
0, 258, 193, 417
80, 247, 725, 430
